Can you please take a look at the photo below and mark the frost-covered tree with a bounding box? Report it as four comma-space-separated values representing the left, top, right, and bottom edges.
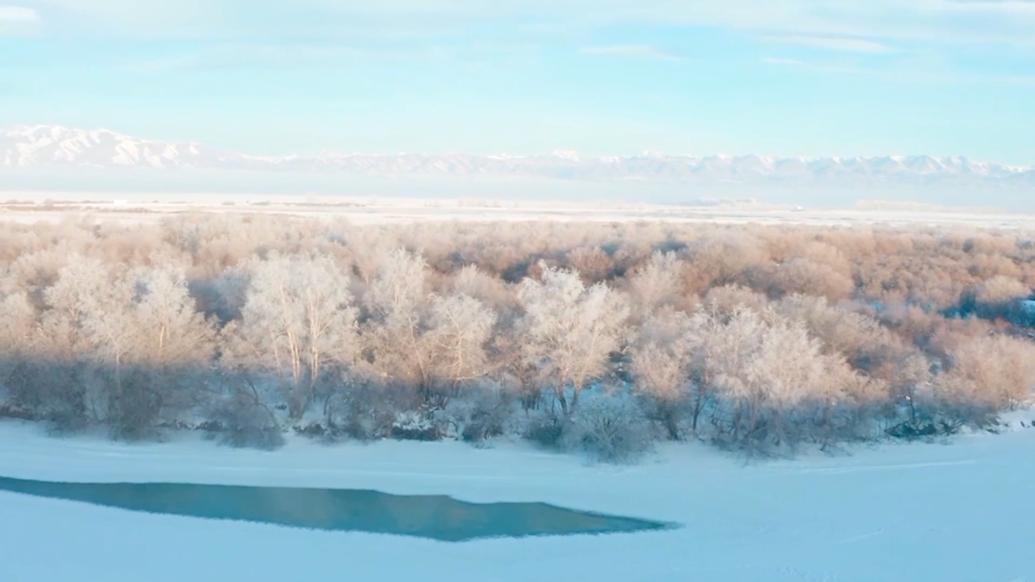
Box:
974, 275, 1029, 305
0, 290, 35, 384
364, 250, 498, 401
775, 294, 909, 378
5, 215, 1035, 452
517, 266, 629, 416
451, 264, 513, 309
229, 254, 358, 419
362, 248, 434, 391
699, 308, 874, 449
36, 257, 112, 358
935, 334, 1035, 415
127, 267, 216, 366
73, 267, 214, 437
7, 257, 115, 424
0, 291, 34, 355
80, 271, 136, 390
702, 284, 769, 319
425, 293, 497, 390
629, 308, 707, 438
627, 251, 686, 318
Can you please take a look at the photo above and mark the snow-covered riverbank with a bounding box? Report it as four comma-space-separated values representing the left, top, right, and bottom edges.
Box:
1, 419, 1033, 581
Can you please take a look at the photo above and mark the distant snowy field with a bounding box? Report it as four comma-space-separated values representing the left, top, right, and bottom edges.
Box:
3, 194, 1035, 229
1, 418, 1034, 581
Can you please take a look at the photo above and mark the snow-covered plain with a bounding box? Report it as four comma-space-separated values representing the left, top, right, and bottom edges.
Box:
1, 419, 1034, 581
4, 195, 1035, 230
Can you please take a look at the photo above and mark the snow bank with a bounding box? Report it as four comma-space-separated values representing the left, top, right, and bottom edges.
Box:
1, 420, 1034, 581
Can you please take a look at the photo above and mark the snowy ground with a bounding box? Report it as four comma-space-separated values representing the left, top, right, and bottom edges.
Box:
1, 420, 1034, 581
3, 194, 1035, 229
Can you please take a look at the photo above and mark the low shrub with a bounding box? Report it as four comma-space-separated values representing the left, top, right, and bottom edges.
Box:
436, 384, 512, 443
207, 388, 284, 450
562, 389, 653, 462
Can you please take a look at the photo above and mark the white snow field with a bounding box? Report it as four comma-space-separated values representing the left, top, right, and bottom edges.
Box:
4, 195, 1035, 230
1, 420, 1034, 581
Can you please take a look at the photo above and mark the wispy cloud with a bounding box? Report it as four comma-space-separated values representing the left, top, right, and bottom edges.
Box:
579, 44, 682, 61
762, 54, 1035, 85
15, 1, 1035, 48
0, 4, 37, 35
762, 56, 808, 67
0, 4, 36, 26
761, 56, 873, 76
122, 43, 454, 73
764, 34, 893, 54
944, 0, 1035, 14
0, 5, 37, 22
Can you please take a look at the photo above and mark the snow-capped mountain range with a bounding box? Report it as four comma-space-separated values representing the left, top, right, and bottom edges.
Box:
4, 124, 1032, 185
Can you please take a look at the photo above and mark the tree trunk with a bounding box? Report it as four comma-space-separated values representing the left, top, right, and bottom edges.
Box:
691, 388, 704, 436
556, 386, 569, 418
663, 403, 680, 440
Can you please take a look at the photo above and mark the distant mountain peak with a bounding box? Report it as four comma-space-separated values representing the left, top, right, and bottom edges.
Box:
2, 125, 1032, 187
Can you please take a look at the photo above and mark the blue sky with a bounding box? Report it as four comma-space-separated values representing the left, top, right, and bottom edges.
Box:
2, 1, 1035, 163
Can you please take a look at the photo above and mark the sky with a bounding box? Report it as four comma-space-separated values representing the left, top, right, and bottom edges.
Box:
2, 1, 1035, 164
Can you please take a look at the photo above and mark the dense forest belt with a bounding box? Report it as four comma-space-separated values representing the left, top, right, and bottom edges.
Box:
1, 215, 1033, 459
